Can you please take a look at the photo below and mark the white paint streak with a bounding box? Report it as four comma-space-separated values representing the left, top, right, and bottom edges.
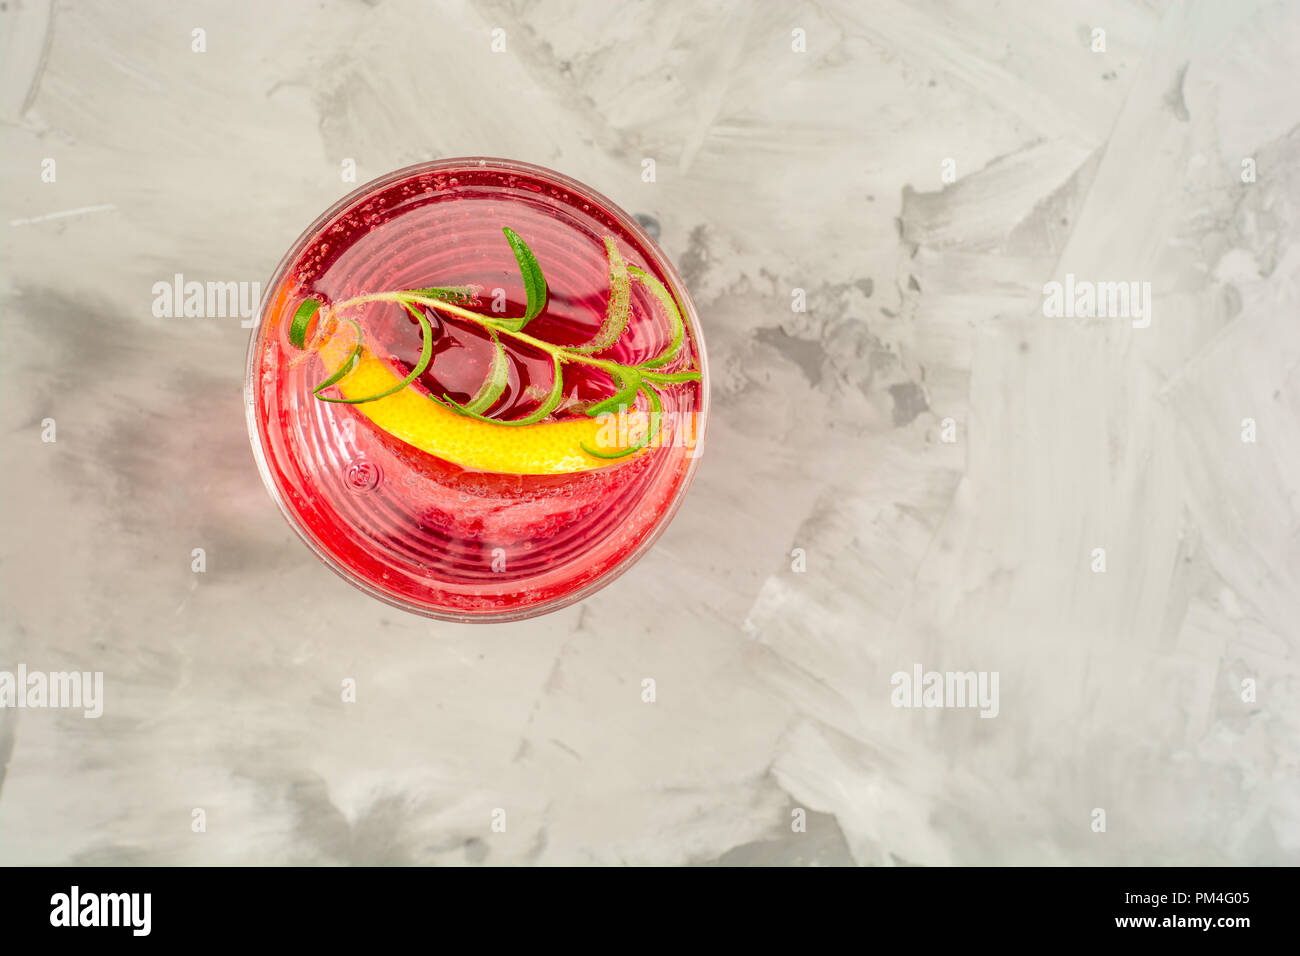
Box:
8, 203, 116, 226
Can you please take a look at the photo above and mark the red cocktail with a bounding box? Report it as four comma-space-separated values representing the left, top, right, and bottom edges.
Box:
245, 159, 708, 620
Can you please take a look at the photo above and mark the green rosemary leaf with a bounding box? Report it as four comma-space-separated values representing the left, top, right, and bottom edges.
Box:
317, 302, 433, 404
640, 383, 662, 415
289, 297, 321, 349
639, 383, 662, 439
500, 227, 548, 331
442, 353, 564, 426
586, 366, 642, 418
628, 265, 684, 368
312, 319, 363, 394
509, 353, 564, 423
572, 238, 631, 354
579, 437, 646, 459
641, 369, 701, 384
460, 330, 509, 415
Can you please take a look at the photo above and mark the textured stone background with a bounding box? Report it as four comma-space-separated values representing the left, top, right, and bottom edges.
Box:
1, 0, 1297, 865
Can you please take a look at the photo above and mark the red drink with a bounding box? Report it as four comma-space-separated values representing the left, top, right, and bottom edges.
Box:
245, 159, 708, 620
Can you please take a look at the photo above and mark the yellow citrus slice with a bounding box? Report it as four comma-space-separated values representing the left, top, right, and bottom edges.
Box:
314, 326, 654, 475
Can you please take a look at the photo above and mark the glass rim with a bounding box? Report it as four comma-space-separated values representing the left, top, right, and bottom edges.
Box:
244, 157, 711, 623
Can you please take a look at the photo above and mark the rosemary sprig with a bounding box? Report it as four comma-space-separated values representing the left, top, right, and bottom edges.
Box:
299, 227, 700, 442
406, 285, 478, 303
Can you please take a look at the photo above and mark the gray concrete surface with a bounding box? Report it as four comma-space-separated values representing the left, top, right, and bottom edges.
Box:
1, 0, 1298, 865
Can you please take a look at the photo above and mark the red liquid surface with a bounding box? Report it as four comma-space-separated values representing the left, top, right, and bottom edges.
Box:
248, 161, 705, 619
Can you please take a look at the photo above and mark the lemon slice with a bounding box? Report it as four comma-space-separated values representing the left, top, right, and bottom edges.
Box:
315, 327, 652, 475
